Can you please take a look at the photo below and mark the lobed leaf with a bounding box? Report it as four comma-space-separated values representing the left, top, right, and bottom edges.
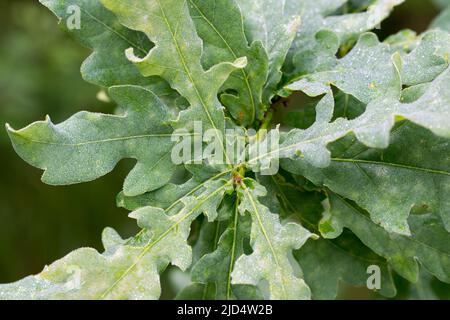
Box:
189, 0, 269, 126
232, 179, 316, 300
257, 175, 396, 299
39, 0, 182, 109
0, 176, 233, 300
235, 0, 301, 104
101, 0, 246, 138
320, 192, 450, 284
7, 86, 176, 196
282, 122, 450, 236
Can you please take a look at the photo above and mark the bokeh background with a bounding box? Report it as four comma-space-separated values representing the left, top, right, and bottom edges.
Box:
0, 0, 447, 298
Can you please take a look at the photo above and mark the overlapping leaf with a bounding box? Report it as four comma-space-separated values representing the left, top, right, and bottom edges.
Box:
177, 206, 262, 300
39, 0, 182, 109
231, 179, 315, 300
101, 0, 246, 137
431, 5, 450, 33
235, 0, 301, 104
287, 30, 450, 102
320, 192, 450, 284
287, 0, 404, 79
189, 0, 269, 126
282, 122, 450, 236
257, 175, 396, 299
2, 0, 450, 301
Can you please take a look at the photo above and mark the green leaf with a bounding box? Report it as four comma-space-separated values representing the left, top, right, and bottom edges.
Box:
282, 121, 450, 236
235, 0, 301, 104
383, 29, 418, 53
7, 85, 177, 196
320, 192, 450, 284
188, 0, 269, 126
399, 270, 450, 300
288, 0, 404, 78
290, 30, 450, 98
288, 33, 401, 104
117, 165, 231, 211
401, 30, 450, 85
101, 0, 246, 137
0, 177, 233, 300
39, 0, 182, 109
274, 60, 450, 177
3, 0, 450, 301
257, 175, 396, 299
232, 179, 316, 300
188, 200, 260, 300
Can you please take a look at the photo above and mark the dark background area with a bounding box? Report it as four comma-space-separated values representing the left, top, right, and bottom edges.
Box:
0, 0, 446, 298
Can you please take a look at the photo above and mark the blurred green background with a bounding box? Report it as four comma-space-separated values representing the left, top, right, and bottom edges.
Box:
0, 0, 447, 298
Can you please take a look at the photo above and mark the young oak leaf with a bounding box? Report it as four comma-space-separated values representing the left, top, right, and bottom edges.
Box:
188, 202, 258, 300
231, 179, 316, 300
277, 49, 450, 165
235, 0, 301, 104
257, 61, 450, 236
0, 178, 233, 300
401, 30, 450, 85
431, 5, 450, 33
289, 29, 450, 99
39, 0, 183, 110
39, 0, 149, 88
320, 192, 450, 285
7, 85, 177, 197
288, 33, 402, 104
117, 164, 232, 211
287, 0, 404, 79
101, 0, 247, 137
257, 178, 396, 300
188, 0, 269, 126
282, 122, 450, 236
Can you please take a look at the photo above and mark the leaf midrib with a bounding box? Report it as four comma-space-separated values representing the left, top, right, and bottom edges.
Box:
188, 0, 257, 124
79, 6, 148, 55
226, 198, 240, 300
155, 0, 231, 166
331, 157, 450, 176
11, 133, 177, 147
271, 176, 389, 265
99, 180, 232, 299
242, 184, 289, 299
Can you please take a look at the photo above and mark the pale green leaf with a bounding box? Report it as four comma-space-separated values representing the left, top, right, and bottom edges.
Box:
188, 0, 269, 126
257, 175, 396, 299
288, 0, 404, 78
231, 179, 315, 300
431, 5, 450, 33
320, 192, 450, 284
282, 122, 450, 235
39, 0, 182, 109
101, 0, 246, 137
7, 85, 177, 196
274, 63, 450, 181
0, 177, 233, 300
235, 0, 301, 104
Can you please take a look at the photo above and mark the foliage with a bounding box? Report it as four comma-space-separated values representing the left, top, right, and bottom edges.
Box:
1, 0, 450, 300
